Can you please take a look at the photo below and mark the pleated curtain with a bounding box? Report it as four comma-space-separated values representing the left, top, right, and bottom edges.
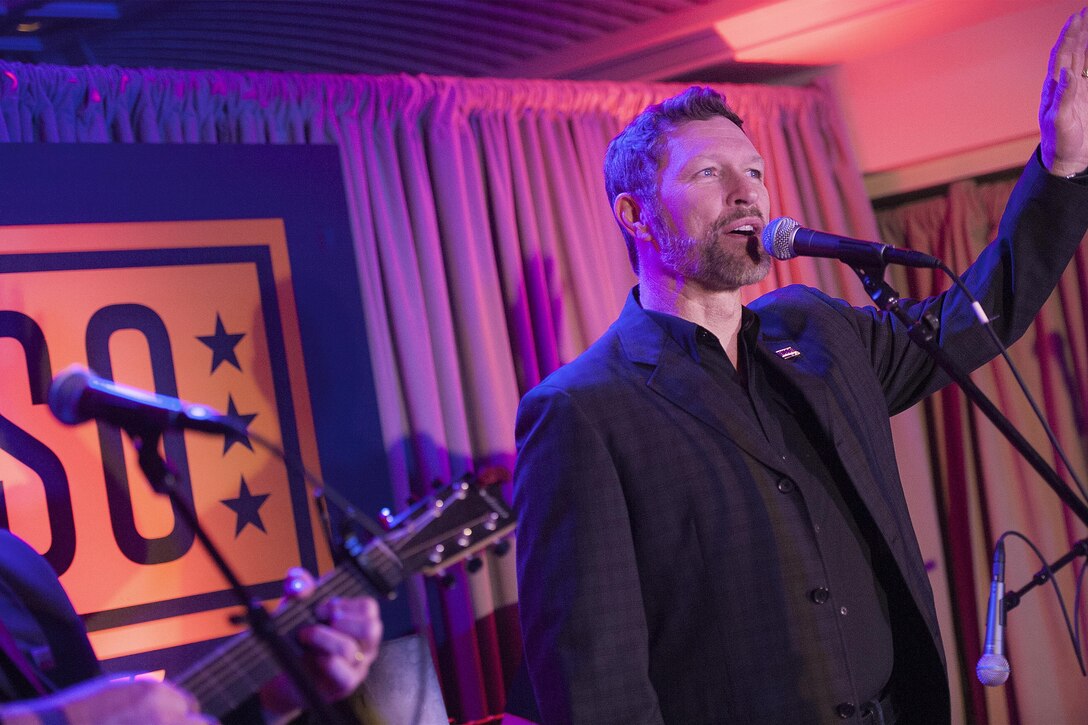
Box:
5, 61, 1072, 724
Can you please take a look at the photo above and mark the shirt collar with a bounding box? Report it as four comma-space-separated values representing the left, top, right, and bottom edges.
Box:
634, 286, 761, 364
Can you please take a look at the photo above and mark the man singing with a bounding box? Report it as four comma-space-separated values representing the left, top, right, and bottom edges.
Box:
514, 9, 1088, 724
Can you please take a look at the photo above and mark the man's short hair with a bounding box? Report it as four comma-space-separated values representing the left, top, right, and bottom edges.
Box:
604, 86, 744, 273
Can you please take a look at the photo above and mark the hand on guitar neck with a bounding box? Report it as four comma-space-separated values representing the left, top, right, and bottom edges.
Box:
257, 567, 382, 722
0, 474, 513, 724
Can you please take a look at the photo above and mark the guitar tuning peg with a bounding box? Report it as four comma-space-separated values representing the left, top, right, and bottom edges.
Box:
465, 556, 483, 574
379, 507, 394, 530
492, 539, 511, 558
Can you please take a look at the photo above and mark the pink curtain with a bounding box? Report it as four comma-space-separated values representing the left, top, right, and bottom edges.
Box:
0, 62, 903, 721
877, 177, 1088, 725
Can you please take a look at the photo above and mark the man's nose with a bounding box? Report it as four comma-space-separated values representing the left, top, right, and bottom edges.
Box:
725, 174, 760, 206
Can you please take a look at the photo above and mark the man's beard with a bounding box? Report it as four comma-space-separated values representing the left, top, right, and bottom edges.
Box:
654, 209, 771, 291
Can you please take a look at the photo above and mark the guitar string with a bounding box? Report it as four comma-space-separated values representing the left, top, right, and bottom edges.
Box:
181, 555, 392, 710
183, 568, 364, 700
181, 491, 495, 710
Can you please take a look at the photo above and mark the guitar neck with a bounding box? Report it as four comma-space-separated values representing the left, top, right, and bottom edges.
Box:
172, 476, 513, 718
175, 554, 391, 718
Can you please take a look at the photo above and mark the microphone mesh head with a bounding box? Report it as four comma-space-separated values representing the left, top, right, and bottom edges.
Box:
761, 217, 800, 260
976, 653, 1010, 686
48, 365, 92, 425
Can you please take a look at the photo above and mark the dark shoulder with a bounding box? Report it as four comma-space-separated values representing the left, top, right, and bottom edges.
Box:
0, 529, 81, 630
0, 530, 102, 690
525, 324, 633, 400
0, 530, 58, 585
750, 283, 867, 339
749, 283, 843, 316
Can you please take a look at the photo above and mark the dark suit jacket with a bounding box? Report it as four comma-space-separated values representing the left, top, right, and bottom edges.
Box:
513, 153, 1088, 724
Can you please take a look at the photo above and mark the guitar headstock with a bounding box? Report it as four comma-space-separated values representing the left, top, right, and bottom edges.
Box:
378, 474, 515, 577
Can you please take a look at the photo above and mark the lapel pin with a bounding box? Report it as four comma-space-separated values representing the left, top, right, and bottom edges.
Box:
775, 346, 801, 360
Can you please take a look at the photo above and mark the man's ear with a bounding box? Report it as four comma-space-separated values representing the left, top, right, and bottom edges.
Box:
614, 193, 655, 245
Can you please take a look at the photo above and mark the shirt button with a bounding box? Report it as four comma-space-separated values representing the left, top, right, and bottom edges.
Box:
839, 606, 848, 616
836, 702, 857, 719
809, 587, 830, 604
776, 479, 795, 493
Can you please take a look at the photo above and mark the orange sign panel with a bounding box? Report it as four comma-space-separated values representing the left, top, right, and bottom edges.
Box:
0, 219, 331, 663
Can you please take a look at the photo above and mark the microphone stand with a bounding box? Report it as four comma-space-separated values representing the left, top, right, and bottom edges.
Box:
127, 427, 346, 725
849, 262, 1088, 527
1003, 538, 1088, 613
850, 262, 1088, 663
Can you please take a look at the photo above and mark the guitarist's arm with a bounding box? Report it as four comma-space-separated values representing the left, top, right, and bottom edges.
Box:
0, 562, 380, 725
0, 574, 382, 725
3, 477, 506, 724
0, 577, 381, 725
0, 677, 210, 725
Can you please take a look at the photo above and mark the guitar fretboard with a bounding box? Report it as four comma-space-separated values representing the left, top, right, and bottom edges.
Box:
170, 477, 511, 718
176, 539, 401, 718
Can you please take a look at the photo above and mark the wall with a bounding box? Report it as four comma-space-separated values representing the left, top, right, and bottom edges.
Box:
831, 0, 1084, 197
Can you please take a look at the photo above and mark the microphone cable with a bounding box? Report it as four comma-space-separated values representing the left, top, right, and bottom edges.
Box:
990, 530, 1087, 681
878, 257, 1088, 684
939, 262, 1088, 678
936, 261, 1088, 507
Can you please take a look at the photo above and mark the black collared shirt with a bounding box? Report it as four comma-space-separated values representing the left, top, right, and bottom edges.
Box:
644, 304, 895, 710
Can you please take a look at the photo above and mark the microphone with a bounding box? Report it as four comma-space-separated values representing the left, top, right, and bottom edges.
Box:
761, 217, 941, 269
48, 365, 242, 436
976, 540, 1011, 686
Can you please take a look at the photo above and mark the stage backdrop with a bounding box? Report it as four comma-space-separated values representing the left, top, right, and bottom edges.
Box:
0, 143, 398, 677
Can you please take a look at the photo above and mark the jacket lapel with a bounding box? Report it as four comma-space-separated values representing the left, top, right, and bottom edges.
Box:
614, 292, 792, 477
755, 335, 903, 541
756, 333, 938, 632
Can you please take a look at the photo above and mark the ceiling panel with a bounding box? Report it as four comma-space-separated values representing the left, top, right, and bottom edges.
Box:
0, 0, 724, 76
0, 0, 1042, 85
